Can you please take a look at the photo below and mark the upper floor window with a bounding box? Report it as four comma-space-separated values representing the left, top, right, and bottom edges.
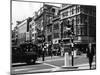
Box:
72, 8, 74, 15
76, 16, 80, 25
76, 6, 80, 13
53, 33, 59, 38
62, 11, 68, 17
53, 23, 59, 30
76, 25, 87, 36
47, 26, 52, 33
32, 34, 35, 37
72, 19, 74, 25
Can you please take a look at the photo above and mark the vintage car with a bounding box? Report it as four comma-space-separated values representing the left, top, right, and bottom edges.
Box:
12, 43, 40, 64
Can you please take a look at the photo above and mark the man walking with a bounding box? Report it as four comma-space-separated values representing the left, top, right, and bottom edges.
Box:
42, 47, 45, 61
86, 43, 95, 69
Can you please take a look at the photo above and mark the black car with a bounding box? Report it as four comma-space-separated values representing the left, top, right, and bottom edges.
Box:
12, 43, 39, 64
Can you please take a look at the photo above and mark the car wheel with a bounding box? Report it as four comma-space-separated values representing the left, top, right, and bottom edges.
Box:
27, 59, 36, 65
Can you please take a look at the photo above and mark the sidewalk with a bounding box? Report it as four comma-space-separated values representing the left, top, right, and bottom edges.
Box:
27, 62, 96, 73
51, 62, 96, 72
76, 62, 96, 69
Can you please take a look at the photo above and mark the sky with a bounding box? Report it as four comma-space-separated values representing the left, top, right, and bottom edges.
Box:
12, 0, 61, 30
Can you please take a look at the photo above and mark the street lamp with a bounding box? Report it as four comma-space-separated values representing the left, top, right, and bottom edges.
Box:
71, 37, 74, 66
71, 19, 74, 66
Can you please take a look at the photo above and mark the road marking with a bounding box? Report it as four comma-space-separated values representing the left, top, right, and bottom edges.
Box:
27, 63, 61, 73
27, 68, 52, 73
12, 63, 26, 65
13, 68, 35, 71
44, 58, 64, 62
12, 68, 36, 71
43, 63, 60, 68
13, 68, 29, 71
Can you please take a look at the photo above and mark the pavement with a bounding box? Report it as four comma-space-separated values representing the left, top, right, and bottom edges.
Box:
17, 62, 96, 74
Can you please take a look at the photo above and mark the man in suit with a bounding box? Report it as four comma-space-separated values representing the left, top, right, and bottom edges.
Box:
86, 43, 95, 69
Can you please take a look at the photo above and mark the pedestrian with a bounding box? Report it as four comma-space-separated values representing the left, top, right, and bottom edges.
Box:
50, 50, 53, 58
86, 43, 95, 69
42, 48, 45, 61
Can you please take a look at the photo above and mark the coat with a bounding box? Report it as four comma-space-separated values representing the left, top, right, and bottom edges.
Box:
86, 46, 95, 58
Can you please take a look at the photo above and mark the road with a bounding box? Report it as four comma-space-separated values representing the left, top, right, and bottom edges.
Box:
11, 54, 96, 74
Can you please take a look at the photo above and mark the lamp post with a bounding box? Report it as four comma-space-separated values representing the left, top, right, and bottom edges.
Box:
71, 37, 74, 66
71, 19, 74, 66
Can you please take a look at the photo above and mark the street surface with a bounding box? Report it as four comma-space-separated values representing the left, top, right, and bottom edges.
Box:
11, 54, 96, 74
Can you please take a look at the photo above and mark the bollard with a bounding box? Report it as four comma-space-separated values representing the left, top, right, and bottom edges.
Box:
64, 52, 69, 67
74, 50, 77, 57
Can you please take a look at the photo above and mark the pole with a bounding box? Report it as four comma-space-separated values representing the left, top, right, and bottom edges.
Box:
60, 21, 63, 56
71, 39, 74, 66
42, 2, 45, 61
71, 20, 74, 66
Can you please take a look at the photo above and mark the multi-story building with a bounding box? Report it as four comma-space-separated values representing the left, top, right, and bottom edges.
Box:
29, 17, 37, 44
52, 12, 61, 52
34, 4, 60, 47
60, 4, 96, 52
17, 17, 32, 45
34, 9, 44, 46
12, 26, 18, 46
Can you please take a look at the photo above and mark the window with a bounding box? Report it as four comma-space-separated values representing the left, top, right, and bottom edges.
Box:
53, 33, 59, 38
47, 26, 52, 33
48, 35, 52, 41
76, 26, 81, 35
70, 8, 72, 15
63, 31, 68, 38
53, 23, 59, 30
72, 19, 74, 25
76, 25, 87, 36
72, 8, 74, 15
76, 16, 80, 25
63, 31, 66, 38
76, 6, 80, 13
32, 34, 34, 37
62, 11, 68, 17
51, 8, 55, 13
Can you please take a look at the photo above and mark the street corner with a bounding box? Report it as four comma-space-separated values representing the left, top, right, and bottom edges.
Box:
76, 62, 96, 70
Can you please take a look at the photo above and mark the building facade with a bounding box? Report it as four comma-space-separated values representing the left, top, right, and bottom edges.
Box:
12, 26, 18, 46
34, 4, 60, 47
60, 4, 96, 52
17, 17, 32, 45
52, 15, 61, 52
29, 17, 37, 44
